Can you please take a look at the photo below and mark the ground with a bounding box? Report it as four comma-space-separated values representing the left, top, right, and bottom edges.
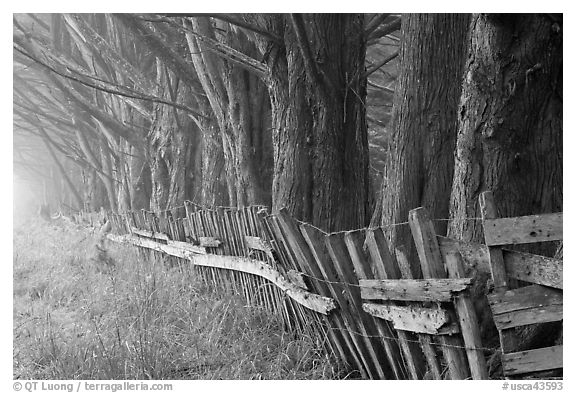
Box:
13, 219, 347, 380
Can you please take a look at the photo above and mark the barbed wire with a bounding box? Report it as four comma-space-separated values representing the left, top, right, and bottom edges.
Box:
238, 294, 496, 354
312, 317, 497, 354
109, 207, 485, 235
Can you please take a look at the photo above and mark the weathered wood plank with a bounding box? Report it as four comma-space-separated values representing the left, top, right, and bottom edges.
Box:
362, 303, 460, 335
504, 250, 563, 289
365, 228, 429, 379
438, 236, 490, 274
492, 304, 563, 330
130, 226, 170, 241
273, 210, 363, 375
445, 252, 489, 380
295, 220, 369, 378
344, 230, 406, 380
167, 239, 207, 255
244, 235, 273, 252
286, 269, 308, 290
483, 212, 563, 246
489, 284, 563, 329
479, 192, 510, 290
132, 225, 221, 248
479, 191, 519, 358
409, 207, 471, 380
198, 236, 222, 248
489, 284, 563, 315
364, 229, 402, 280
107, 233, 336, 315
502, 345, 563, 376
326, 231, 392, 380
394, 246, 442, 380
359, 278, 473, 302
109, 233, 206, 256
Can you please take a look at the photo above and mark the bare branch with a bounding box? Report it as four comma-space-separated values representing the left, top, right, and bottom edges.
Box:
368, 17, 402, 42
14, 45, 205, 119
363, 51, 399, 79
364, 14, 391, 38
164, 14, 283, 44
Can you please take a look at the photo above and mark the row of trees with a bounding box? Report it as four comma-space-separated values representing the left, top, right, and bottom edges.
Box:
14, 13, 562, 245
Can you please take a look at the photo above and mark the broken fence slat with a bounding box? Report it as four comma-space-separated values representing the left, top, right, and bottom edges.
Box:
445, 252, 489, 380
107, 233, 336, 315
108, 233, 205, 257
286, 269, 308, 290
198, 236, 222, 248
244, 235, 273, 252
409, 207, 472, 380
359, 278, 473, 302
130, 226, 170, 241
131, 226, 221, 248
362, 303, 460, 335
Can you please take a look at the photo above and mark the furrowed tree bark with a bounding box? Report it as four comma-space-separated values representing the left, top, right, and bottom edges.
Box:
149, 63, 199, 211
448, 14, 562, 252
447, 15, 563, 376
375, 14, 470, 272
255, 14, 369, 232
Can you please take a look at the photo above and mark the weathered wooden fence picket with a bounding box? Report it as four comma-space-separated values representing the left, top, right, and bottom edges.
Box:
77, 198, 562, 380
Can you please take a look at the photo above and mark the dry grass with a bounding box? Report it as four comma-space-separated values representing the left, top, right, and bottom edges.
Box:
13, 220, 348, 380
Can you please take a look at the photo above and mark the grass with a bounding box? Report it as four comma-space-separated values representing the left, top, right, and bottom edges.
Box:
13, 219, 348, 380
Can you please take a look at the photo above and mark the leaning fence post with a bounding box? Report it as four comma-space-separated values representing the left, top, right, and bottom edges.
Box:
445, 252, 489, 379
409, 207, 471, 380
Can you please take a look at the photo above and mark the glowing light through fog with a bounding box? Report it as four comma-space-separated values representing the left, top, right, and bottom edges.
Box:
13, 174, 38, 223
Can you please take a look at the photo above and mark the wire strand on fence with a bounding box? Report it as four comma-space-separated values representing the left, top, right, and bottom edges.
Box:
238, 295, 496, 354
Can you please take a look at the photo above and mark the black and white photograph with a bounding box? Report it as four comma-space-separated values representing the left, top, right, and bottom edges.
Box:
11, 9, 564, 387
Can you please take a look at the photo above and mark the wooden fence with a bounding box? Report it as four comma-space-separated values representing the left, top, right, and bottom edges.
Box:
77, 199, 562, 380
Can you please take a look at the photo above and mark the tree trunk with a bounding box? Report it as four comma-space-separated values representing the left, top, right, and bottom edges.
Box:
264, 14, 371, 232
375, 14, 470, 271
185, 17, 270, 207
99, 138, 118, 212
129, 147, 151, 210
149, 63, 198, 211
448, 14, 563, 253
447, 16, 563, 374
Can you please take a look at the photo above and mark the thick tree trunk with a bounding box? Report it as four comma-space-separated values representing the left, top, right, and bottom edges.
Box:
375, 14, 470, 269
198, 112, 229, 206
447, 15, 563, 374
263, 14, 370, 232
448, 14, 563, 251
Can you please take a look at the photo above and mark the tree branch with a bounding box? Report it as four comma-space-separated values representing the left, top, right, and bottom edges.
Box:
14, 45, 205, 119
363, 51, 399, 79
164, 14, 283, 44
367, 17, 402, 42
364, 14, 391, 38
171, 17, 270, 80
